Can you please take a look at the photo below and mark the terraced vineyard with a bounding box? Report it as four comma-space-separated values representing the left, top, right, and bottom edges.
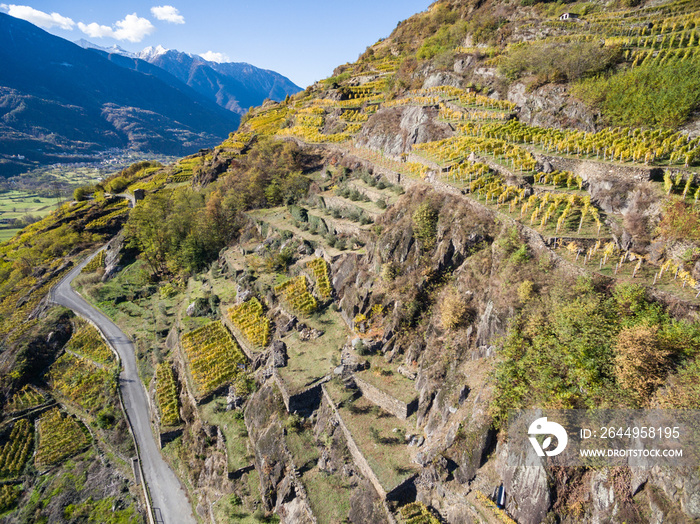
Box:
274, 275, 317, 315
429, 133, 537, 171
66, 321, 115, 366
180, 321, 247, 398
49, 353, 117, 415
306, 257, 332, 299
84, 208, 129, 230
0, 484, 20, 514
81, 250, 106, 273
128, 172, 168, 192
475, 491, 517, 524
6, 385, 45, 413
155, 364, 181, 427
0, 419, 33, 479
400, 502, 441, 524
34, 408, 90, 467
228, 297, 271, 349
468, 120, 700, 165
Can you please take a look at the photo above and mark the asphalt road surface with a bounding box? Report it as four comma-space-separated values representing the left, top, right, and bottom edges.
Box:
50, 250, 197, 524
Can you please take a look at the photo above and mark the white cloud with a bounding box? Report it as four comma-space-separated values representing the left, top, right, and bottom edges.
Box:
199, 51, 230, 63
78, 13, 154, 43
78, 21, 114, 39
5, 4, 75, 30
150, 5, 184, 24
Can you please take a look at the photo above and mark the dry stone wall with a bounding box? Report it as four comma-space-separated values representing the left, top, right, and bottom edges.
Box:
353, 375, 417, 420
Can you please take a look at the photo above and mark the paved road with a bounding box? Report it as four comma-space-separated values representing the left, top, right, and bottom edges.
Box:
50, 249, 197, 524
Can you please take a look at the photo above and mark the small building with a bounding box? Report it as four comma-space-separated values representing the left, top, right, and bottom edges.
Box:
133, 188, 145, 202
559, 12, 580, 21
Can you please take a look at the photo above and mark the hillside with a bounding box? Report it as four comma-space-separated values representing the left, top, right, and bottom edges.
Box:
1, 0, 700, 523
0, 13, 239, 176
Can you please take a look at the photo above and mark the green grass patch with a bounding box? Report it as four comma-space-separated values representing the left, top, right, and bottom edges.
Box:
573, 59, 700, 128
199, 398, 253, 471
277, 307, 350, 394
325, 380, 418, 492
355, 355, 418, 405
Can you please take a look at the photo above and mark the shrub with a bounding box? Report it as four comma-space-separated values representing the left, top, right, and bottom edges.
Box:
510, 245, 530, 264
655, 359, 700, 409
517, 280, 535, 303
96, 408, 116, 429
500, 41, 621, 83
73, 186, 92, 201
656, 200, 700, 241
412, 202, 439, 250
440, 289, 469, 330
376, 198, 387, 210
105, 176, 129, 194
284, 413, 303, 433
614, 324, 671, 402
349, 189, 363, 201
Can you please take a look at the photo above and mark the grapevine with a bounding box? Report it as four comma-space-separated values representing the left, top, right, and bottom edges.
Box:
306, 257, 333, 299
67, 320, 115, 366
81, 250, 106, 274
274, 275, 318, 315
155, 364, 181, 427
180, 321, 247, 397
0, 484, 20, 513
34, 408, 90, 467
0, 419, 33, 479
228, 297, 271, 349
6, 385, 44, 412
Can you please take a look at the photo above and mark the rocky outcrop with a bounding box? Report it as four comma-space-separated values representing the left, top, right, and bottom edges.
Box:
508, 82, 599, 132
495, 443, 552, 524
355, 106, 453, 157
244, 384, 315, 520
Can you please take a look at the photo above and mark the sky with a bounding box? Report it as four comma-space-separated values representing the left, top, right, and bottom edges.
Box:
0, 1, 432, 87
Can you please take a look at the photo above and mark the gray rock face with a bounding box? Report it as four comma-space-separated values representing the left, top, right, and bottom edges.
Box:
453, 55, 476, 74
475, 300, 503, 348
422, 72, 463, 89
508, 82, 598, 132
355, 105, 453, 156
267, 340, 288, 368
496, 444, 551, 524
102, 235, 126, 282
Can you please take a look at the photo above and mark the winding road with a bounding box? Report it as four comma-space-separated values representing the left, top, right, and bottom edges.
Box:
50, 249, 197, 524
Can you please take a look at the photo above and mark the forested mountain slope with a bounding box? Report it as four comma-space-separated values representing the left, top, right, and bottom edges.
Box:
0, 14, 238, 176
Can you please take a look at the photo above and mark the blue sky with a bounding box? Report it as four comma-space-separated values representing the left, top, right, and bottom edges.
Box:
1, 1, 431, 87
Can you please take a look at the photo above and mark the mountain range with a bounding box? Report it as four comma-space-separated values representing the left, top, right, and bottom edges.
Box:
0, 13, 301, 177
78, 41, 302, 115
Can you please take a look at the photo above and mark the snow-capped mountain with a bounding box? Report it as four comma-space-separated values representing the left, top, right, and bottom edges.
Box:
76, 40, 302, 116
75, 39, 136, 58
135, 47, 302, 115
137, 45, 169, 62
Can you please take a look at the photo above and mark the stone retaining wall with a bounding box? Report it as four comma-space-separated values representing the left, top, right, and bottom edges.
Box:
534, 153, 659, 182
320, 385, 398, 524
220, 314, 258, 362
353, 375, 417, 420
273, 369, 329, 413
